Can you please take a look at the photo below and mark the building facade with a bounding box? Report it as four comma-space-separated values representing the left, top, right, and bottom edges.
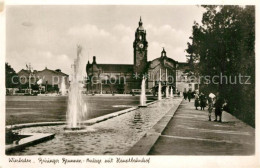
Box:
86, 17, 189, 94
176, 63, 199, 93
17, 67, 69, 94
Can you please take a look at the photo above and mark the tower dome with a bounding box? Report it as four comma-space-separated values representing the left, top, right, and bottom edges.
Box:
137, 16, 145, 31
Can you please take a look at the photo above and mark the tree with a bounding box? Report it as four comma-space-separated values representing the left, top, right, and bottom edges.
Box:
5, 63, 20, 88
186, 6, 255, 127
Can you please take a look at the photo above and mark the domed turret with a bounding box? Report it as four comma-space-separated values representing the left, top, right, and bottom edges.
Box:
137, 16, 145, 31
161, 47, 167, 57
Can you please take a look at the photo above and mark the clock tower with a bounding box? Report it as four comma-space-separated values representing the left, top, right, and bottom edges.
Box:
133, 17, 148, 75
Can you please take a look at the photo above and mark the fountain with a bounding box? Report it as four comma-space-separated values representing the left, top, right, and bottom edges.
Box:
158, 69, 162, 100
165, 86, 169, 98
6, 45, 182, 156
60, 76, 67, 96
139, 76, 147, 107
165, 69, 169, 98
170, 86, 173, 97
65, 45, 87, 130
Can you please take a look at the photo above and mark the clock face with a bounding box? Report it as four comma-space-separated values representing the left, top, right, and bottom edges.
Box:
139, 43, 144, 49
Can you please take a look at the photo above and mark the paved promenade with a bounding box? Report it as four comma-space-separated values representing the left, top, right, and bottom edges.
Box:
148, 99, 255, 155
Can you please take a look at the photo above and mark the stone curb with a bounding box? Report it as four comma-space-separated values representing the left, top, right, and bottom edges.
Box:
6, 133, 55, 153
6, 100, 159, 130
85, 94, 156, 97
125, 98, 183, 155
6, 122, 66, 130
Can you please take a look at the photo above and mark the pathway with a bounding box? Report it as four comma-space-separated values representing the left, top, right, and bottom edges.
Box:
148, 99, 255, 155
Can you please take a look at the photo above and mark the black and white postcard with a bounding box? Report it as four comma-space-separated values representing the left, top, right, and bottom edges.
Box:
0, 0, 259, 168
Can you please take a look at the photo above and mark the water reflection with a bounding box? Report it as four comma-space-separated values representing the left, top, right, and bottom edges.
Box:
131, 111, 144, 131
8, 99, 178, 155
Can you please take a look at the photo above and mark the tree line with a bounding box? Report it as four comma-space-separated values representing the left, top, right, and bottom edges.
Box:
186, 5, 255, 127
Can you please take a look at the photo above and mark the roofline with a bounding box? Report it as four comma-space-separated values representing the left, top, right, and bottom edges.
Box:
18, 68, 68, 76
38, 69, 69, 76
93, 64, 133, 66
178, 62, 189, 64
149, 57, 178, 63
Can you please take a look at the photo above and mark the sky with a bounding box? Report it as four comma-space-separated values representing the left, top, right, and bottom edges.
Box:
6, 5, 205, 74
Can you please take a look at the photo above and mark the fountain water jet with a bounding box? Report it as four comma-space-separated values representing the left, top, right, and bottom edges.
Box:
139, 77, 147, 107
158, 82, 162, 100
165, 69, 169, 98
65, 45, 87, 130
165, 86, 169, 98
170, 87, 173, 97
60, 76, 67, 96
158, 69, 162, 100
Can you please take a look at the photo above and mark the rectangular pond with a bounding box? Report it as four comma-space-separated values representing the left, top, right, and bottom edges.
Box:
7, 98, 181, 155
6, 95, 157, 125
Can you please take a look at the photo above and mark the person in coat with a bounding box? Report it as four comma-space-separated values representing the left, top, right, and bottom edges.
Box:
199, 92, 206, 110
183, 90, 187, 100
187, 90, 192, 102
194, 93, 200, 110
214, 94, 227, 122
208, 93, 216, 121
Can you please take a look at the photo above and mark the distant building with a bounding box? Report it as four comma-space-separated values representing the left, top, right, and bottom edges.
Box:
147, 48, 177, 90
176, 63, 199, 92
17, 67, 69, 93
86, 17, 191, 94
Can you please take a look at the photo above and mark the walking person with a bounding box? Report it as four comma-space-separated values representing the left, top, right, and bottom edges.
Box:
194, 93, 200, 110
214, 93, 227, 122
208, 93, 216, 121
183, 90, 187, 100
187, 90, 192, 102
199, 92, 206, 110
